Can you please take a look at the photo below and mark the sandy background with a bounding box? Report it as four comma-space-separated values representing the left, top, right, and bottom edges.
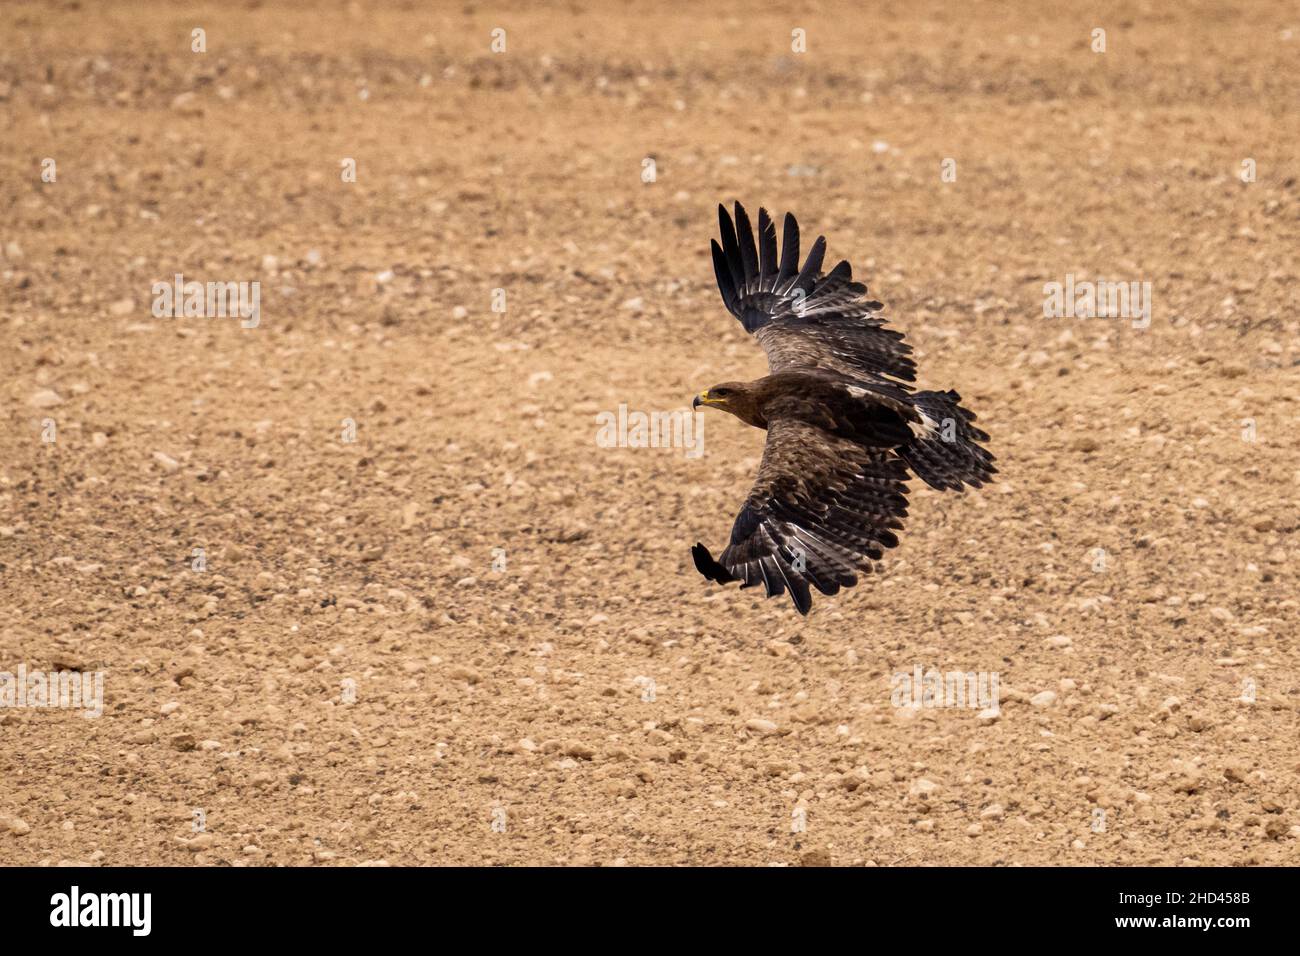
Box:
1, 0, 1298, 866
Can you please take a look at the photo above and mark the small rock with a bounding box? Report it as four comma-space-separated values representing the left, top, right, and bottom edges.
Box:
564, 741, 594, 760
170, 92, 201, 113
909, 778, 939, 798
28, 389, 64, 408
152, 451, 181, 473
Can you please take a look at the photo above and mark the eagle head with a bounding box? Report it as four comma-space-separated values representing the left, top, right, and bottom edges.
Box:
693, 381, 763, 426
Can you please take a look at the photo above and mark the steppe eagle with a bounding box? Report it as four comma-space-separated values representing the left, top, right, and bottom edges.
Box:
691, 202, 996, 615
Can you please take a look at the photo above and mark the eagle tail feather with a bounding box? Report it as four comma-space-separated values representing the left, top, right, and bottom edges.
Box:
898, 390, 998, 491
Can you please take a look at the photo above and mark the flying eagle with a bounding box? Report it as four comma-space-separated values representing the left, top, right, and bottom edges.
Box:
691, 202, 996, 615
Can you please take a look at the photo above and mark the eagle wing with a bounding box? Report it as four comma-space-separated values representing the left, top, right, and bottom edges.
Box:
691, 414, 910, 616
710, 202, 916, 391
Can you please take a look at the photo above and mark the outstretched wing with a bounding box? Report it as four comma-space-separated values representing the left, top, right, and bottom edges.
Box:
711, 202, 916, 389
692, 416, 910, 615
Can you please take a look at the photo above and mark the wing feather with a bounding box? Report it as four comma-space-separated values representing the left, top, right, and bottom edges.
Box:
710, 202, 916, 387
692, 417, 909, 615
717, 204, 745, 292
776, 211, 800, 288
733, 202, 760, 294
756, 208, 779, 291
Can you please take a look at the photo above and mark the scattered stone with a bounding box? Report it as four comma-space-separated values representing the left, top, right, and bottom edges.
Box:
28, 389, 63, 408
563, 741, 594, 760
170, 91, 203, 114
600, 778, 635, 798
909, 778, 939, 798
152, 451, 182, 473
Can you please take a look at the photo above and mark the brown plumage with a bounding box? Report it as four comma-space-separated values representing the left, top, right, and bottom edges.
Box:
692, 203, 997, 615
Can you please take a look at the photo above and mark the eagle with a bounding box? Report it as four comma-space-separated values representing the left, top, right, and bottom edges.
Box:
691, 202, 996, 615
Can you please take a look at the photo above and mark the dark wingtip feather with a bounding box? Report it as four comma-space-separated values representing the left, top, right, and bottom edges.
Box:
777, 211, 801, 286
692, 543, 736, 584
756, 208, 778, 286
795, 235, 827, 292
789, 576, 812, 615
710, 240, 738, 313
733, 202, 759, 292
716, 203, 744, 291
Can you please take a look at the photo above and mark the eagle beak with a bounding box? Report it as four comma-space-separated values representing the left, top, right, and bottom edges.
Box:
692, 392, 705, 409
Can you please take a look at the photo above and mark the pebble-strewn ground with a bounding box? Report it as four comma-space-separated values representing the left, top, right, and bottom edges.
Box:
1, 0, 1298, 866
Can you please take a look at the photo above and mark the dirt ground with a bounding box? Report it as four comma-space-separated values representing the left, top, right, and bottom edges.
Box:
1, 0, 1298, 867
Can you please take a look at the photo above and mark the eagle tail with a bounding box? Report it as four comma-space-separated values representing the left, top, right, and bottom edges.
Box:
898, 390, 997, 491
